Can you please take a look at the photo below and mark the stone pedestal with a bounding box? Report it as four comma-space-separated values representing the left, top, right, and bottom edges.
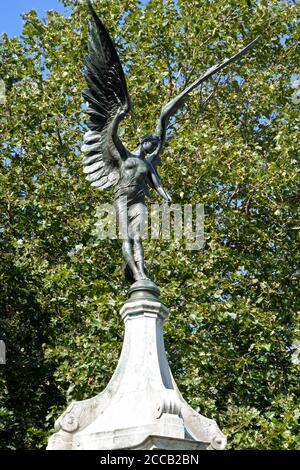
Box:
47, 281, 226, 450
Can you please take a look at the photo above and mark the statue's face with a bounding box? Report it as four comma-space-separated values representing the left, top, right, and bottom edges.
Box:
142, 136, 159, 154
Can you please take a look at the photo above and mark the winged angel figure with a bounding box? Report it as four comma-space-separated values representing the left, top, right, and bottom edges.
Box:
82, 1, 257, 284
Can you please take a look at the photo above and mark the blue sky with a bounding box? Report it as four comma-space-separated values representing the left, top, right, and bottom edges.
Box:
0, 0, 66, 36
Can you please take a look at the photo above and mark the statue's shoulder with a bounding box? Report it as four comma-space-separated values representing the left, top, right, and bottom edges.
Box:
122, 152, 141, 167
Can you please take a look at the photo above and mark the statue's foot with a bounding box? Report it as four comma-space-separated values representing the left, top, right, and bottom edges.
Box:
135, 272, 150, 281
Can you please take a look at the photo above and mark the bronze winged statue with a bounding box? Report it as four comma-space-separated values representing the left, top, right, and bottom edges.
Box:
82, 0, 257, 284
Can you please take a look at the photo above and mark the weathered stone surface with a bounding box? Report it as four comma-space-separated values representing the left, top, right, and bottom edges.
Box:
47, 282, 226, 450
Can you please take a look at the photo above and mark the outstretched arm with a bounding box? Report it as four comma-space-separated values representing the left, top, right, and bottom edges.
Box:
109, 112, 129, 161
152, 37, 259, 164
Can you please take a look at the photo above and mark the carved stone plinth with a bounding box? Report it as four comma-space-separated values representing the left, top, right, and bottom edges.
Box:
47, 281, 226, 450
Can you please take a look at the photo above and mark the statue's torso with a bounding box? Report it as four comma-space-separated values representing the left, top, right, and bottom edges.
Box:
120, 156, 148, 184
115, 156, 150, 203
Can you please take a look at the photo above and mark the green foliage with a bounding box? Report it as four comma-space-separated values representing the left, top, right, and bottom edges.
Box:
0, 0, 299, 449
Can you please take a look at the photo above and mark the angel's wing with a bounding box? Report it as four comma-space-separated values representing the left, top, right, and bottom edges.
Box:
81, 1, 131, 189
153, 37, 258, 164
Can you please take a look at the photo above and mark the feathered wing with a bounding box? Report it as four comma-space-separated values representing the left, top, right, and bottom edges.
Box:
82, 1, 131, 189
151, 37, 259, 166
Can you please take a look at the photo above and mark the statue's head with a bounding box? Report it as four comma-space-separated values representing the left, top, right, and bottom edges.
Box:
140, 134, 159, 155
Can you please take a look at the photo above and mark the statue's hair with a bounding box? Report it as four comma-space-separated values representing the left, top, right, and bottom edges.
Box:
140, 134, 159, 144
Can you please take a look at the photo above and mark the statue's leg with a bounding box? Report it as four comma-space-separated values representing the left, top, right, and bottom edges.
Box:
133, 236, 149, 280
130, 202, 149, 280
116, 198, 140, 281
122, 237, 140, 281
